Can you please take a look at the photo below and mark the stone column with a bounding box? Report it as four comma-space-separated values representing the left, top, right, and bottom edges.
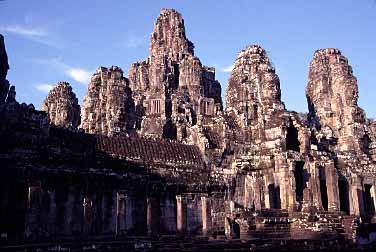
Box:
277, 173, 287, 210
25, 181, 42, 240
147, 196, 160, 235
83, 196, 93, 236
125, 194, 134, 230
287, 162, 296, 212
176, 195, 187, 235
325, 163, 340, 211
254, 180, 262, 211
44, 190, 56, 236
264, 176, 271, 209
201, 195, 212, 236
371, 185, 376, 223
63, 186, 75, 237
275, 154, 290, 211
244, 175, 251, 209
71, 187, 83, 236
310, 162, 323, 210
116, 191, 126, 235
350, 176, 365, 217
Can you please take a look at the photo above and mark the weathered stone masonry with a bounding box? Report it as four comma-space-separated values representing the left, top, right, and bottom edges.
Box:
1, 8, 376, 250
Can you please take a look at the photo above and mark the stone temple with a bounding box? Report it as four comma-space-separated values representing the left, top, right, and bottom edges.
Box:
1, 8, 376, 251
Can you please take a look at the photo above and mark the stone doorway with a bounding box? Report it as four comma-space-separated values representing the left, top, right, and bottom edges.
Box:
319, 166, 328, 211
294, 161, 306, 210
364, 184, 375, 217
338, 179, 350, 215
268, 184, 281, 209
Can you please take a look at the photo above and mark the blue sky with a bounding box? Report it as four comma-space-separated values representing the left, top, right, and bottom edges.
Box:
0, 0, 375, 118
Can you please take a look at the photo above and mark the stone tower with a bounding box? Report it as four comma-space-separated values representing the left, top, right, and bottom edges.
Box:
42, 82, 81, 128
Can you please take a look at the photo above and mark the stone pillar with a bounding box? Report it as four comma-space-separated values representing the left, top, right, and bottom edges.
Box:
277, 173, 287, 210
275, 154, 291, 211
310, 162, 323, 210
43, 190, 56, 237
125, 194, 134, 230
254, 180, 262, 211
201, 195, 212, 236
244, 175, 251, 209
71, 187, 83, 236
264, 176, 271, 209
25, 181, 42, 240
325, 163, 340, 211
287, 162, 296, 212
63, 186, 75, 236
371, 185, 376, 223
160, 193, 177, 233
103, 190, 117, 235
350, 176, 365, 217
176, 195, 187, 235
147, 196, 160, 235
83, 196, 93, 236
116, 191, 126, 235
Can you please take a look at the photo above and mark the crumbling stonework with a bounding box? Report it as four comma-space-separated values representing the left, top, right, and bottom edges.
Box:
41, 82, 80, 128
1, 8, 376, 251
80, 66, 135, 136
306, 48, 369, 155
128, 8, 222, 141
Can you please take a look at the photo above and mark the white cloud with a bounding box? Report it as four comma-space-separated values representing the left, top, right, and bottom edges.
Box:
34, 58, 92, 85
66, 68, 91, 84
0, 24, 60, 48
34, 84, 53, 93
220, 64, 234, 73
0, 25, 46, 37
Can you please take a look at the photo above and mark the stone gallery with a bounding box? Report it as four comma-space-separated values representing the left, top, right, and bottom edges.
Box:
0, 8, 375, 251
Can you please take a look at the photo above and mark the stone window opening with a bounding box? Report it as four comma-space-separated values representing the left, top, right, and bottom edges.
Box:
338, 179, 350, 215
151, 99, 161, 114
361, 134, 371, 157
286, 118, 300, 151
201, 100, 213, 116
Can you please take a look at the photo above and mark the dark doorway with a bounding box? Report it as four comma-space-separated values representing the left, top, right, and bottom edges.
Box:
163, 120, 177, 140
294, 162, 306, 209
286, 118, 300, 151
338, 180, 350, 215
268, 184, 281, 209
364, 184, 375, 216
319, 167, 328, 211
